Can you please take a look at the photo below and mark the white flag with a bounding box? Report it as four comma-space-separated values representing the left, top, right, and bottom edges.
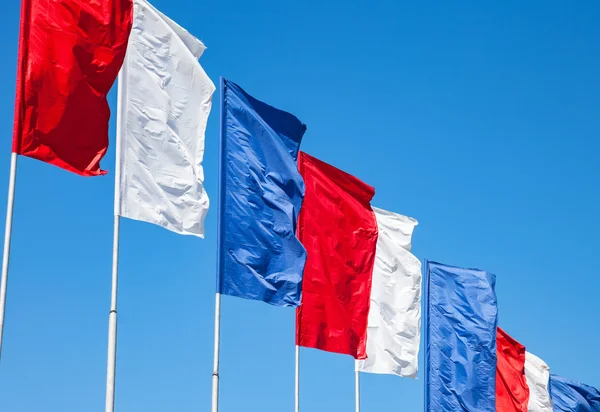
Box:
356, 207, 422, 378
525, 352, 554, 412
118, 0, 215, 237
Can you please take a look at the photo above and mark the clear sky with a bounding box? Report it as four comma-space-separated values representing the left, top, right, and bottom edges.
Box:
0, 1, 598, 411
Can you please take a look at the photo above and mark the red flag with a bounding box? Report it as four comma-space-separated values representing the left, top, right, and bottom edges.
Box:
496, 327, 530, 411
12, 0, 133, 176
295, 152, 378, 359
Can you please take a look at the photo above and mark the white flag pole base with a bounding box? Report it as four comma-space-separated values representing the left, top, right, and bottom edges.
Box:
0, 153, 17, 359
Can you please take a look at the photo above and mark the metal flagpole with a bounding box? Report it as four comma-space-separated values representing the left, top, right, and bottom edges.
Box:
423, 259, 430, 411
0, 152, 18, 359
355, 367, 360, 412
105, 68, 125, 412
211, 76, 226, 412
295, 345, 300, 412
211, 292, 221, 412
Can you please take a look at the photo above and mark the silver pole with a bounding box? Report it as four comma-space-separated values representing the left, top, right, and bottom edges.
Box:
211, 292, 221, 412
212, 77, 226, 412
295, 345, 300, 412
355, 368, 360, 412
0, 153, 18, 358
105, 215, 120, 412
105, 68, 125, 412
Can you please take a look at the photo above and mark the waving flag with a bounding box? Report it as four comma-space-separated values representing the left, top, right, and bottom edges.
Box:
13, 0, 133, 175
524, 352, 553, 412
425, 260, 498, 412
295, 152, 378, 359
356, 208, 421, 377
496, 328, 530, 412
295, 155, 422, 367
117, 0, 215, 236
218, 79, 307, 307
494, 328, 600, 412
550, 374, 600, 411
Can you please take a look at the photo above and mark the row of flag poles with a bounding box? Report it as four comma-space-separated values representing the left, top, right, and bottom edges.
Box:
0, 1, 599, 412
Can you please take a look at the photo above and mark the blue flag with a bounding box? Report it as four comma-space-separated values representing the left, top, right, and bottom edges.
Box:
550, 374, 600, 411
425, 260, 498, 412
217, 79, 307, 307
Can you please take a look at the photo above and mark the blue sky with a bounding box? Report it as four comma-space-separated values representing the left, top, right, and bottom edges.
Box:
0, 1, 599, 411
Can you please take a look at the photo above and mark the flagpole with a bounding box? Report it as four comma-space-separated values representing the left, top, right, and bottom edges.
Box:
0, 152, 18, 358
423, 259, 430, 412
211, 292, 221, 412
295, 345, 300, 412
105, 68, 125, 412
105, 212, 120, 412
211, 76, 226, 412
355, 368, 360, 412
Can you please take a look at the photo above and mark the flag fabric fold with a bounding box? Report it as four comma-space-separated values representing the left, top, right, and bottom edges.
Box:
524, 352, 553, 412
496, 327, 529, 412
295, 152, 377, 359
425, 260, 498, 412
218, 79, 307, 307
356, 207, 421, 377
13, 0, 133, 175
117, 0, 215, 236
549, 374, 600, 411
